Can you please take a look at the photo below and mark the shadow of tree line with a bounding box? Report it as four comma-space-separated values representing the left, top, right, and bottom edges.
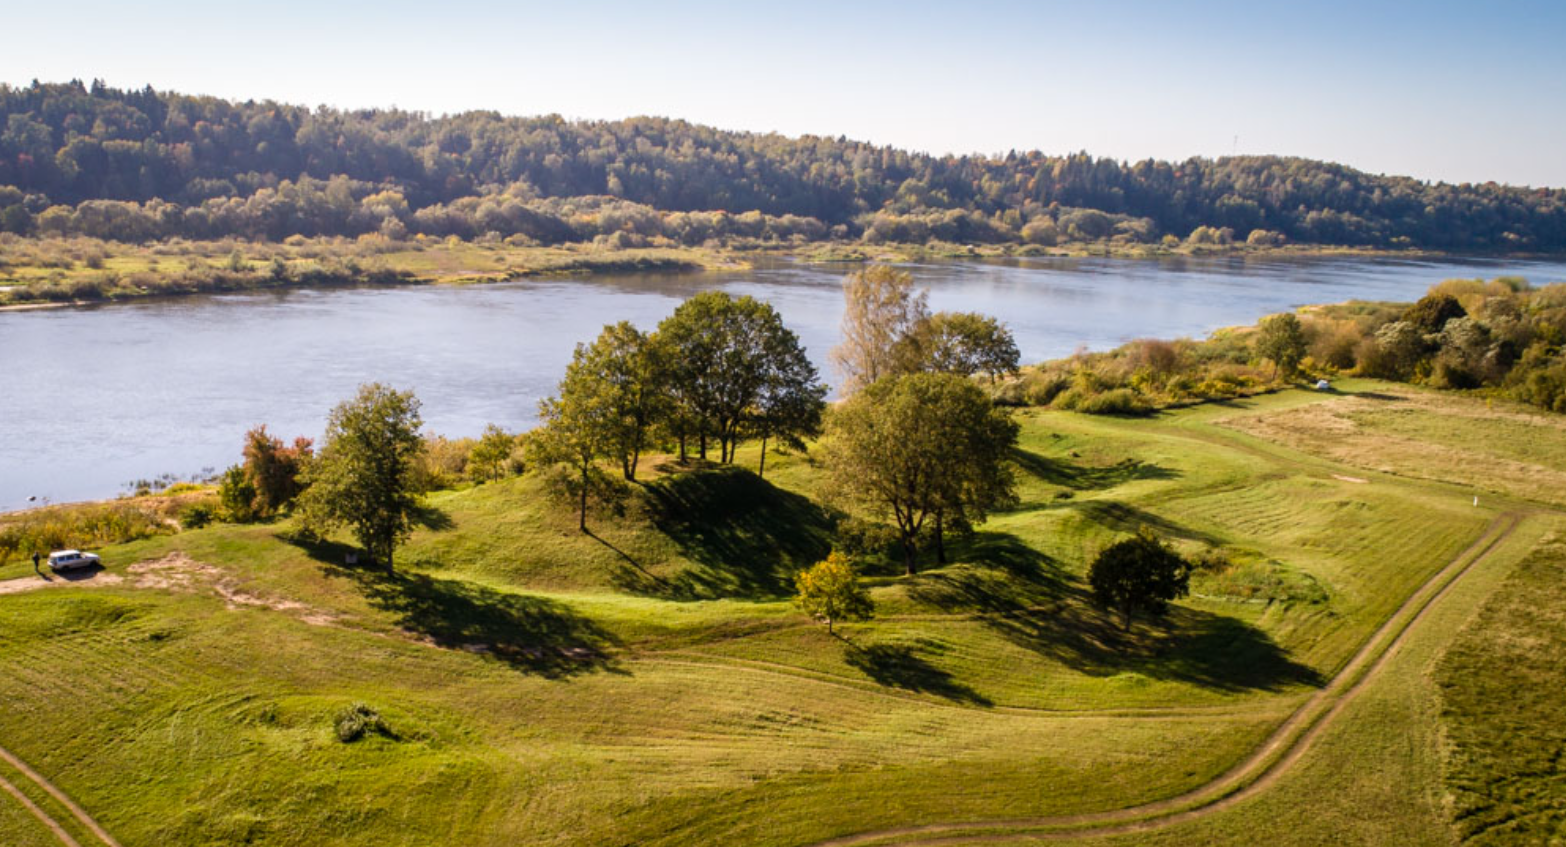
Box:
283, 530, 620, 679
1010, 447, 1180, 492
606, 466, 836, 601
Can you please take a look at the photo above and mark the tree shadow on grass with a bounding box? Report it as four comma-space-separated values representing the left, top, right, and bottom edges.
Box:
1011, 448, 1180, 491
347, 570, 621, 678
983, 592, 1323, 693
845, 641, 992, 706
411, 502, 455, 531
905, 532, 1071, 615
1058, 499, 1223, 546
625, 466, 835, 601
282, 531, 619, 678
904, 531, 1320, 694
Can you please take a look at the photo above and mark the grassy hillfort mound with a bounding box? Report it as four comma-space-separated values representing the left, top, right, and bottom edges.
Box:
1, 376, 1562, 845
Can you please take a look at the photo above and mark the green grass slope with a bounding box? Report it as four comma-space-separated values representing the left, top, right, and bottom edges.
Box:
0, 380, 1553, 846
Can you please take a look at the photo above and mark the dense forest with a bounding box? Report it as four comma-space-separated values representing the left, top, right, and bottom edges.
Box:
2, 79, 1564, 251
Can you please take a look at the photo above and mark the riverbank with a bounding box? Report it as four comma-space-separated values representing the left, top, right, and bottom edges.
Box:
0, 237, 741, 308
6, 233, 1557, 310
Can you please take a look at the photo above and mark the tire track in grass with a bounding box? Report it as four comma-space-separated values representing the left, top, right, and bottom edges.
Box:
0, 745, 122, 847
0, 768, 82, 847
802, 512, 1522, 846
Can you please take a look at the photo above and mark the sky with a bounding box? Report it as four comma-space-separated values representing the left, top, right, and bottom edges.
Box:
4, 0, 1564, 187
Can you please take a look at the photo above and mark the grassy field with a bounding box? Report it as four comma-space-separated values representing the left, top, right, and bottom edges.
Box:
0, 381, 1558, 845
1434, 533, 1566, 844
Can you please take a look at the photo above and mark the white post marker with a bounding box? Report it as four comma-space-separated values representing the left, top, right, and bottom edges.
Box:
1473, 495, 1478, 507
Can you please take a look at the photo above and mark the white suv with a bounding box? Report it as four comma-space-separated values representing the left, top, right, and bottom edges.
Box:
48, 550, 101, 571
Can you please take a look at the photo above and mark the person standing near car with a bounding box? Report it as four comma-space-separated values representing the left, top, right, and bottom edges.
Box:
32, 551, 42, 575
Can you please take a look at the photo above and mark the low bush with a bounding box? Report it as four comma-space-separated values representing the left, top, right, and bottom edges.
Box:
334, 703, 393, 743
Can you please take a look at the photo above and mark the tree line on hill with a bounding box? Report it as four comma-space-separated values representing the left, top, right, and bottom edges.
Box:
3, 79, 1563, 251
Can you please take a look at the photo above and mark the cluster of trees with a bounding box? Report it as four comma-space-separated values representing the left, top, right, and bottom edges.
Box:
214, 387, 526, 569
996, 277, 1566, 417
1312, 280, 1566, 411
820, 267, 1023, 574
1, 181, 835, 246
532, 292, 827, 529
5, 80, 1563, 250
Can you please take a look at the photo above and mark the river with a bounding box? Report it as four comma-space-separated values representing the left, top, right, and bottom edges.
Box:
3, 253, 1565, 510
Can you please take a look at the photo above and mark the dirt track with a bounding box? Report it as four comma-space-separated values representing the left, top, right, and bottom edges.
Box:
0, 742, 121, 847
805, 512, 1524, 846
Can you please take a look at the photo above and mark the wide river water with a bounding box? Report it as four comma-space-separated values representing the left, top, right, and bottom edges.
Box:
4, 253, 1566, 510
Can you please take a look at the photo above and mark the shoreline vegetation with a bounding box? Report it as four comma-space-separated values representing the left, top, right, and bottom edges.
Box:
1, 232, 1555, 310
5, 79, 1564, 310
9, 269, 1565, 524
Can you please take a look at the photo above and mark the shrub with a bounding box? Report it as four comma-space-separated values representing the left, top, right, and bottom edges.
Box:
1077, 388, 1151, 416
334, 703, 391, 743
179, 502, 217, 529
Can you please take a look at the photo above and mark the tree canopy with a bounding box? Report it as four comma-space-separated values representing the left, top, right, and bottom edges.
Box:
794, 551, 874, 635
832, 265, 930, 394
1088, 531, 1192, 631
5, 80, 1561, 251
822, 372, 1019, 575
299, 384, 425, 571
657, 291, 824, 464
1255, 313, 1308, 378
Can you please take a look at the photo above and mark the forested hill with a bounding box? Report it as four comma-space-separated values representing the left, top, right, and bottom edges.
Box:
2, 78, 1564, 251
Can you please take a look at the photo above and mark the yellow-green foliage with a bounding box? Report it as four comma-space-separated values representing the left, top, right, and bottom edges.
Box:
997, 332, 1279, 414
0, 501, 176, 563
794, 551, 874, 632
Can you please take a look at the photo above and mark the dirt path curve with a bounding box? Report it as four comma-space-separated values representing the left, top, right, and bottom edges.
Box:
804, 512, 1524, 847
0, 769, 82, 847
0, 744, 122, 847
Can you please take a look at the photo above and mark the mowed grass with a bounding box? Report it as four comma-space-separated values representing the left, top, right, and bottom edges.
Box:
1435, 533, 1566, 844
0, 381, 1549, 845
1220, 379, 1566, 508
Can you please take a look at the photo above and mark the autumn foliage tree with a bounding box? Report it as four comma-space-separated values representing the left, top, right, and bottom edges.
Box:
832, 265, 929, 395
240, 425, 313, 516
794, 551, 873, 635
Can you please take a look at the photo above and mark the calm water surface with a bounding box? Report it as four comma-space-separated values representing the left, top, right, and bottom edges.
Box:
4, 254, 1565, 510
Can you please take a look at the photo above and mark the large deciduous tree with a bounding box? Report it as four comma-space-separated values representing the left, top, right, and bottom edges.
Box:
658, 291, 823, 464
891, 311, 1021, 382
300, 384, 424, 572
1088, 530, 1191, 631
1256, 312, 1307, 378
822, 372, 1018, 575
831, 265, 929, 395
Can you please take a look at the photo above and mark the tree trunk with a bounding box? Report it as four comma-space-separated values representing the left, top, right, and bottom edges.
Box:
826, 616, 833, 635
758, 434, 768, 477
579, 461, 589, 533
903, 534, 918, 576
678, 433, 687, 463
699, 432, 707, 460
629, 447, 640, 481
934, 510, 946, 565
1121, 603, 1133, 632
